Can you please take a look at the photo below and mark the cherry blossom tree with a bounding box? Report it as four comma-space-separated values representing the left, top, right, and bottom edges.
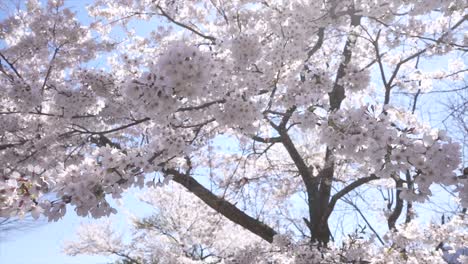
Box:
64, 184, 263, 264
64, 184, 468, 264
1, 0, 467, 262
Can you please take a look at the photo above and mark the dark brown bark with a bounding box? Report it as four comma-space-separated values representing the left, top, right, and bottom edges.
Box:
388, 179, 404, 230
0, 141, 26, 151
277, 128, 324, 243
165, 168, 277, 243
326, 174, 378, 218
329, 14, 362, 110
309, 162, 334, 244
405, 171, 414, 224
275, 12, 365, 245
305, 12, 362, 244
95, 135, 277, 243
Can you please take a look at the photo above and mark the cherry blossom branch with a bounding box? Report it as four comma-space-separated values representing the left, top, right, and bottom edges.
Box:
110, 251, 141, 264
379, 15, 467, 104
0, 51, 22, 79
305, 27, 325, 62
303, 8, 363, 244
387, 178, 404, 230
404, 34, 468, 51
266, 69, 282, 111
277, 130, 314, 188
326, 174, 379, 219
208, 0, 229, 25
0, 141, 27, 151
329, 13, 361, 110
405, 171, 414, 224
177, 99, 226, 112
251, 136, 281, 143
171, 118, 215, 129
0, 110, 97, 119
342, 197, 385, 245
75, 118, 150, 135
165, 168, 277, 243
40, 46, 61, 93
155, 5, 216, 43
411, 89, 421, 114
371, 30, 390, 97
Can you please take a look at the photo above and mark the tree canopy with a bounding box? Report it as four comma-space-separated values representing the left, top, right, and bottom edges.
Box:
0, 0, 467, 263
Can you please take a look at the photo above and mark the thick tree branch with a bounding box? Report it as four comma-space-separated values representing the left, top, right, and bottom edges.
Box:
329, 14, 361, 110
165, 168, 277, 243
405, 171, 414, 224
0, 141, 27, 151
326, 174, 378, 218
305, 27, 325, 62
41, 46, 60, 93
277, 130, 314, 189
388, 178, 404, 230
251, 135, 281, 143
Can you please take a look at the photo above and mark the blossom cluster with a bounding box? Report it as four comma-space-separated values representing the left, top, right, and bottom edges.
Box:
157, 42, 213, 98
122, 42, 218, 121
230, 34, 260, 67
122, 71, 178, 118
0, 166, 49, 219
321, 106, 462, 201
214, 93, 262, 134
339, 64, 371, 92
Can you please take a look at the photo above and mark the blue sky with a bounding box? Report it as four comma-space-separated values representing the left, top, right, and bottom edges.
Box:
1, 208, 114, 264
0, 188, 154, 264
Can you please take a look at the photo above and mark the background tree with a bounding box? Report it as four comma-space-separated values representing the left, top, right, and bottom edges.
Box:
64, 185, 262, 264
63, 184, 467, 264
0, 0, 467, 263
